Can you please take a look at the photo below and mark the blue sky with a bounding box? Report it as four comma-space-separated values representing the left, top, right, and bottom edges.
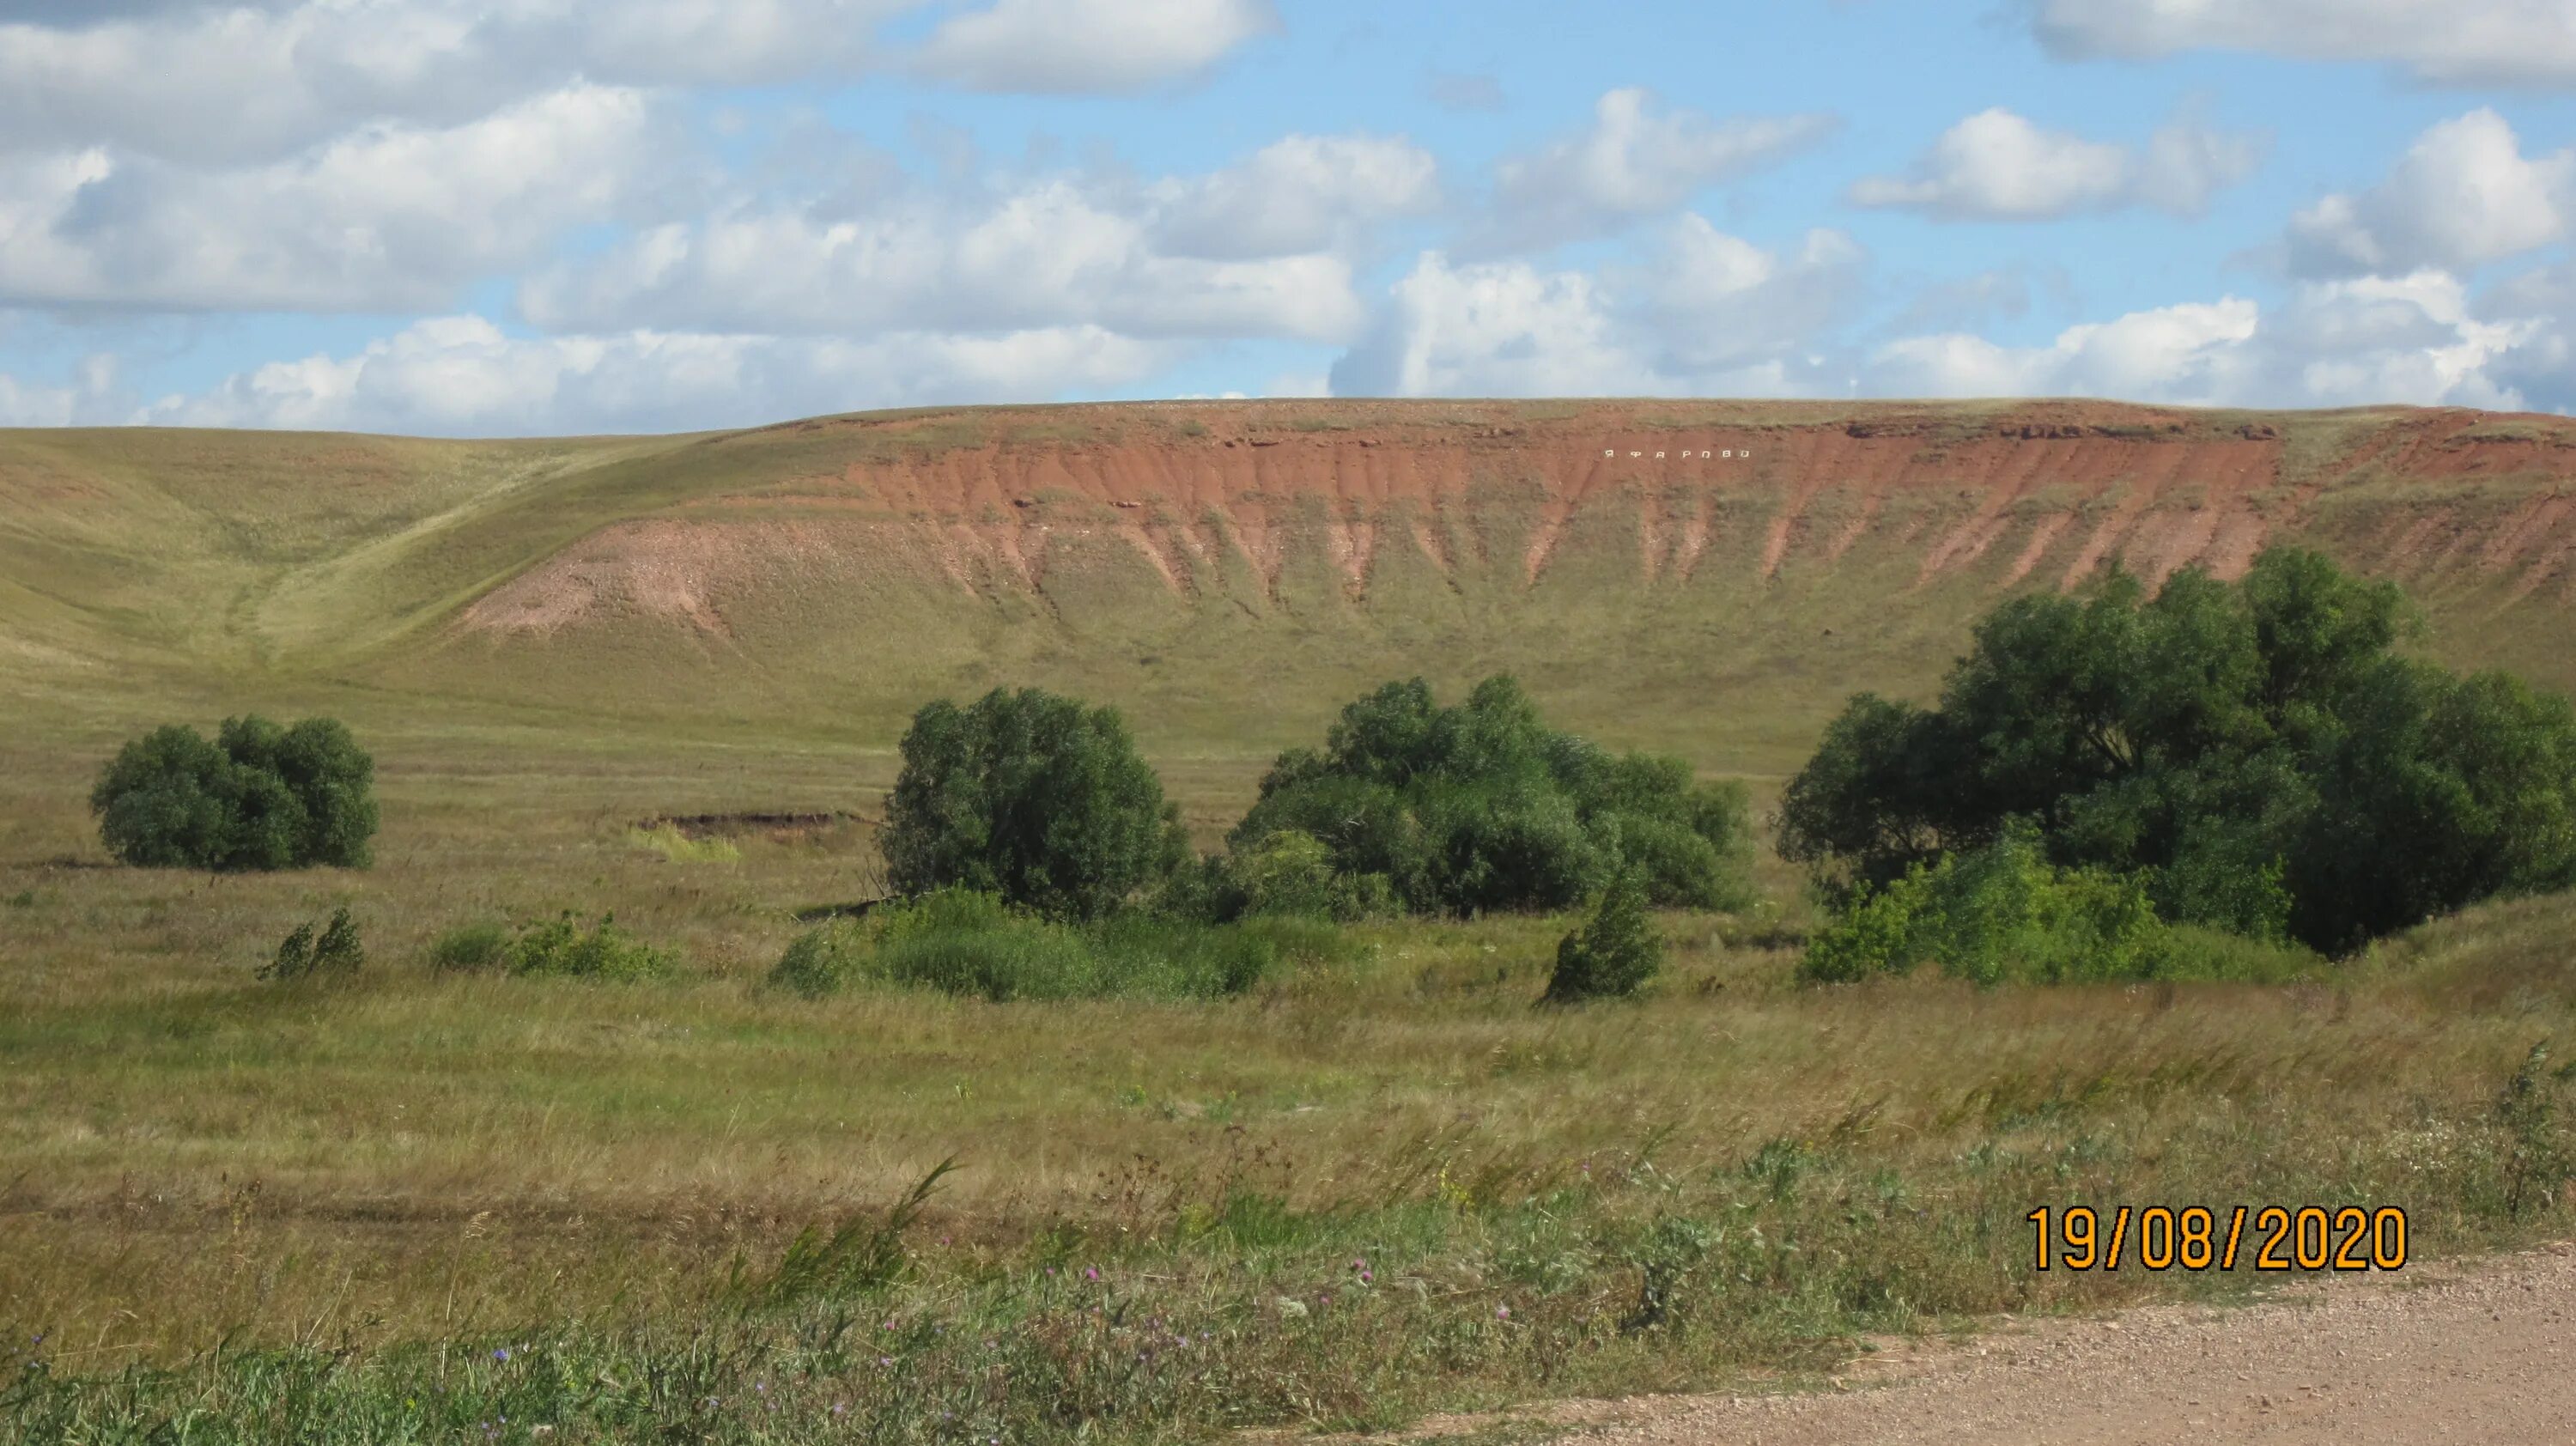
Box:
2, 0, 2573, 434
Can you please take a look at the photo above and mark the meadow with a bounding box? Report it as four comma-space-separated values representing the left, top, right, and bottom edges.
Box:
6, 401, 2576, 1442
6, 700, 2575, 1442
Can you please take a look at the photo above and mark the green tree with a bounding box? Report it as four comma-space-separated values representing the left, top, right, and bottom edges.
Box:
1776, 693, 1965, 894
90, 715, 377, 872
1777, 548, 2576, 952
1544, 870, 1664, 1002
881, 688, 1182, 921
1233, 675, 1752, 915
2287, 662, 2576, 950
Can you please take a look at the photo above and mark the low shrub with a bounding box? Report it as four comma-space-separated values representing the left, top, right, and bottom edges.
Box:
769, 920, 868, 998
871, 914, 1102, 1001
770, 888, 1348, 1002
1799, 826, 2315, 986
503, 913, 677, 982
426, 920, 509, 972
1544, 871, 1662, 1002
259, 906, 364, 981
1152, 829, 1395, 924
2156, 923, 2326, 984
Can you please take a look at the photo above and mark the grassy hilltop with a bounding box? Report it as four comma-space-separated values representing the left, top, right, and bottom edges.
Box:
9, 398, 2576, 775
5, 399, 2576, 1440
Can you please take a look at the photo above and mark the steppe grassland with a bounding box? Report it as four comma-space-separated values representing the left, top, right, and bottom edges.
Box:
6, 402, 2576, 1433
4, 696, 2573, 1380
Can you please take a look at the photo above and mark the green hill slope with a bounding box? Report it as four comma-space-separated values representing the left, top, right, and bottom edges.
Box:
6, 398, 2574, 772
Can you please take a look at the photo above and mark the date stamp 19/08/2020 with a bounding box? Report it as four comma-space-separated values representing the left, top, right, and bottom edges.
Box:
2026, 1205, 2409, 1273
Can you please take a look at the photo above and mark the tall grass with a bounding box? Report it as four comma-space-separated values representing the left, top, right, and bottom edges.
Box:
9, 1050, 2573, 1444
769, 889, 1348, 1003
6, 716, 2576, 1440
628, 823, 744, 865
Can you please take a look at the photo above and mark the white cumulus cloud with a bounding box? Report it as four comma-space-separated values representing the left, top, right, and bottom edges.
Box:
2029, 0, 2576, 87
0, 351, 120, 426
1151, 133, 1441, 260
1476, 88, 1838, 252
139, 314, 1179, 434
1869, 274, 2534, 409
1850, 106, 2263, 221
2285, 109, 2574, 276
0, 85, 671, 312
912, 0, 1276, 93
0, 0, 902, 164
1330, 219, 1864, 398
517, 133, 1441, 343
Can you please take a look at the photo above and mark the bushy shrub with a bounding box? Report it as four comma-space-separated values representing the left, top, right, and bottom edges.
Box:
769, 920, 869, 999
1780, 548, 2576, 951
1231, 676, 1753, 916
1801, 827, 2193, 986
772, 886, 1342, 1003
862, 890, 1098, 1001
1544, 871, 1663, 1002
880, 688, 1184, 921
427, 920, 509, 972
260, 906, 364, 981
91, 716, 378, 872
503, 913, 676, 981
1155, 830, 1396, 924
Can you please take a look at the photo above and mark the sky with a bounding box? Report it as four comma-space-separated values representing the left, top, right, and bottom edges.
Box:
2, 0, 2574, 435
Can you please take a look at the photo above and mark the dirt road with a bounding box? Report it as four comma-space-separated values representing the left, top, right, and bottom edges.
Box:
1577, 1242, 2576, 1445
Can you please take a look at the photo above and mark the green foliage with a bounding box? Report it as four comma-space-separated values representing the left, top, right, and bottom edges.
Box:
90, 716, 378, 872
881, 688, 1183, 921
1777, 693, 1967, 898
259, 906, 363, 982
628, 823, 742, 864
1796, 826, 2309, 987
1780, 548, 2576, 951
502, 913, 677, 982
2287, 662, 2576, 951
425, 920, 508, 972
768, 920, 868, 999
1544, 870, 1664, 1002
1233, 676, 1753, 916
2497, 1042, 2573, 1219
1156, 829, 1401, 924
773, 886, 1340, 1002
1227, 829, 1393, 920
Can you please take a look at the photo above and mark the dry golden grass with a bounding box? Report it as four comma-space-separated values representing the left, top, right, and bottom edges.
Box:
6, 711, 2571, 1363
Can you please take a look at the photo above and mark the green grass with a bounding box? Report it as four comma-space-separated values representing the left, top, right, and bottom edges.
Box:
9, 400, 2576, 775
6, 399, 2576, 1440
629, 823, 744, 864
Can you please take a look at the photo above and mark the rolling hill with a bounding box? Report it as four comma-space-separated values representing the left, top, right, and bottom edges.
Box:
6, 398, 2574, 774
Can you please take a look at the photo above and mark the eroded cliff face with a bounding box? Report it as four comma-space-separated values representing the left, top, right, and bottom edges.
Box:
453, 401, 2576, 637
8, 399, 2571, 759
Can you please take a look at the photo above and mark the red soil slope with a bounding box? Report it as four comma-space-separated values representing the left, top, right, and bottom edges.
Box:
455, 401, 2576, 641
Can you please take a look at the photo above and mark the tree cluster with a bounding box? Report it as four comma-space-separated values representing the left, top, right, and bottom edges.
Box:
1779, 549, 2576, 952
1228, 675, 1753, 916
880, 675, 1752, 927
90, 715, 378, 872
